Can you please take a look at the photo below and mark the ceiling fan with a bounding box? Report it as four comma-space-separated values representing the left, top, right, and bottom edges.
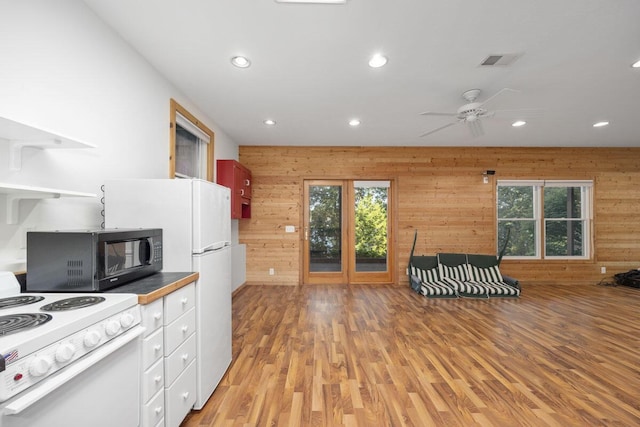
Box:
419, 88, 517, 138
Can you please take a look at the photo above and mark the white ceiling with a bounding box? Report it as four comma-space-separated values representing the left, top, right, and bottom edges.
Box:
83, 0, 640, 147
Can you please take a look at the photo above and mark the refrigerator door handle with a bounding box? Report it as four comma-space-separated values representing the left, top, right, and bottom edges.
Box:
196, 241, 229, 253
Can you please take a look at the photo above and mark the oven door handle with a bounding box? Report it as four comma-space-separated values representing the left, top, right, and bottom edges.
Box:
4, 325, 145, 416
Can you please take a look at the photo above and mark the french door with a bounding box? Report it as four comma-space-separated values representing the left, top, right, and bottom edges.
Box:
303, 179, 394, 284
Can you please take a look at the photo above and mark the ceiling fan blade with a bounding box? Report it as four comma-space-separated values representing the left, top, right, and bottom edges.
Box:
419, 111, 457, 117
419, 121, 459, 137
477, 88, 519, 108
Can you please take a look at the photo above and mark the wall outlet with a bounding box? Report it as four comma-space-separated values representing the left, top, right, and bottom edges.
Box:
601, 266, 607, 274
285, 225, 295, 233
269, 268, 275, 276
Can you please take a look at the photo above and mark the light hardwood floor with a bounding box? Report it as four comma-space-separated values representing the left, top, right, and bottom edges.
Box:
182, 283, 640, 426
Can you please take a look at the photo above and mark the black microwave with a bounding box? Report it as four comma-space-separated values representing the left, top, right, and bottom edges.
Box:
26, 228, 162, 292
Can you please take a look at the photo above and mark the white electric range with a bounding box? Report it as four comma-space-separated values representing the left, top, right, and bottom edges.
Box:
0, 275, 144, 427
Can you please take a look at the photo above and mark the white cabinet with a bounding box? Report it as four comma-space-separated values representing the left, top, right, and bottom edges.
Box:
163, 284, 197, 427
140, 299, 165, 427
139, 283, 197, 427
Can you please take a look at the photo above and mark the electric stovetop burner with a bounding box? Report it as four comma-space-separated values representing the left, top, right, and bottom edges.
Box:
0, 313, 53, 336
40, 296, 106, 312
0, 296, 45, 310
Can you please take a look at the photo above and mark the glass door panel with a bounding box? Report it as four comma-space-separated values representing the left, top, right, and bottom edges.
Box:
354, 181, 389, 272
350, 180, 393, 283
303, 181, 348, 284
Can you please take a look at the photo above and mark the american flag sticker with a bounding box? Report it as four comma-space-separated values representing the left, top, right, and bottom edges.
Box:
4, 350, 18, 364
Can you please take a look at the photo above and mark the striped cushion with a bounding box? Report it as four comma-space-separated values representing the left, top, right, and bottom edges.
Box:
410, 265, 439, 283
455, 280, 490, 298
467, 265, 503, 283
419, 281, 457, 297
440, 277, 464, 292
410, 266, 457, 298
476, 281, 521, 297
439, 263, 469, 281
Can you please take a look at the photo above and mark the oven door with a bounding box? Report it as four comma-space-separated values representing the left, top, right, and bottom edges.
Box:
0, 326, 144, 427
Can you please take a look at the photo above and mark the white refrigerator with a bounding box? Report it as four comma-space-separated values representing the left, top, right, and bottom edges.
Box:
104, 178, 232, 410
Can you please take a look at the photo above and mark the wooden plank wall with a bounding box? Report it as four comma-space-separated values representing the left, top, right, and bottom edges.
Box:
238, 146, 640, 286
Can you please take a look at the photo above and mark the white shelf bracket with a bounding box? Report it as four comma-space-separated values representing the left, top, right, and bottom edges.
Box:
5, 193, 60, 224
9, 139, 63, 171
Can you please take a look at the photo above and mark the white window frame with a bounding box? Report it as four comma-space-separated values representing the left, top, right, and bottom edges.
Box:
497, 180, 593, 260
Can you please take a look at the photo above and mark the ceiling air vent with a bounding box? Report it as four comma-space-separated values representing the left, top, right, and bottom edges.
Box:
480, 54, 520, 67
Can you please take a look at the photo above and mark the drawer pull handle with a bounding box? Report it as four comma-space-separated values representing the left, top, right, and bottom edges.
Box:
244, 179, 250, 186
240, 189, 245, 196
154, 375, 162, 383
181, 297, 188, 305
181, 325, 189, 333
182, 392, 190, 400
154, 344, 161, 352
154, 406, 162, 414
153, 312, 162, 320
182, 353, 189, 361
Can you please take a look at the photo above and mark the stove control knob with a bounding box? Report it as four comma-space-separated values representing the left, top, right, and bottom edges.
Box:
55, 343, 77, 364
105, 320, 121, 337
29, 356, 52, 377
120, 313, 135, 329
83, 330, 101, 348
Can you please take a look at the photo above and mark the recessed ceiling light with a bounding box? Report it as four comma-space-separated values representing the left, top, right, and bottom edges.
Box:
632, 59, 640, 68
349, 119, 361, 127
263, 119, 276, 126
512, 120, 526, 127
231, 56, 251, 68
593, 121, 609, 128
368, 54, 388, 68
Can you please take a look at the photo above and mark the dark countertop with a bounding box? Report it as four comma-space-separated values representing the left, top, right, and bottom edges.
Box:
105, 272, 199, 305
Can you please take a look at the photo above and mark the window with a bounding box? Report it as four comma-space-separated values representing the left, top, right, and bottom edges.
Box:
169, 99, 214, 181
497, 180, 593, 259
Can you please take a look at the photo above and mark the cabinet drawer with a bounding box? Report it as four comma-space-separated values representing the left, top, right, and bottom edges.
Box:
142, 328, 164, 370
141, 299, 163, 337
164, 308, 195, 356
165, 360, 196, 427
142, 389, 164, 427
142, 358, 164, 403
164, 333, 196, 386
164, 284, 195, 325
